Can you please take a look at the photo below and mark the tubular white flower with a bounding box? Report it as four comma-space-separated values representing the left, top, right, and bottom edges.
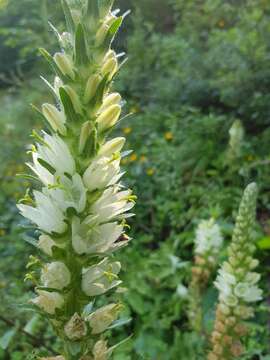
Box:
31, 133, 75, 179
83, 156, 122, 191
87, 186, 135, 224
31, 290, 64, 315
18, 190, 67, 234
38, 234, 58, 256
47, 173, 87, 214
82, 258, 121, 297
87, 303, 121, 334
72, 217, 124, 255
41, 261, 71, 290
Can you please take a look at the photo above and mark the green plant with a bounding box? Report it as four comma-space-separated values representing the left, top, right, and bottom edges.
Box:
16, 0, 135, 358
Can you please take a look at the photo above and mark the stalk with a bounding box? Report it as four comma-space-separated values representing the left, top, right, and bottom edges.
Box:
17, 1, 134, 358
208, 183, 262, 360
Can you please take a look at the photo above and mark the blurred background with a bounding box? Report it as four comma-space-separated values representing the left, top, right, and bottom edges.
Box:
0, 0, 270, 359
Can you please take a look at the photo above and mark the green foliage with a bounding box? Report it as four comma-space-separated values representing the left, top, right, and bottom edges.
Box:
0, 0, 270, 359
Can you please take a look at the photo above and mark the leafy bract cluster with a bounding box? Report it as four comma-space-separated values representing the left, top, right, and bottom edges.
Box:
17, 1, 134, 359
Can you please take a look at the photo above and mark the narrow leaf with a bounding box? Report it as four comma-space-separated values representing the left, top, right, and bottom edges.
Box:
75, 24, 89, 66
59, 87, 78, 123
61, 0, 75, 34
87, 0, 99, 18
0, 328, 17, 350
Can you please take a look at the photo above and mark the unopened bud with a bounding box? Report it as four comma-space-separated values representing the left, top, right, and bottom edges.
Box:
96, 104, 121, 132
54, 52, 75, 79
101, 57, 118, 80
84, 74, 101, 103
98, 137, 125, 158
99, 92, 121, 113
96, 23, 109, 46
64, 313, 87, 340
79, 121, 93, 154
93, 340, 108, 360
42, 103, 66, 135
62, 85, 82, 114
230, 341, 244, 357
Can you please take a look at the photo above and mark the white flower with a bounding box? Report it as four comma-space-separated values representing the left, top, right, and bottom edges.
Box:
82, 258, 121, 297
87, 303, 121, 334
72, 217, 124, 255
38, 133, 75, 174
47, 173, 87, 214
234, 282, 262, 302
93, 339, 109, 360
31, 290, 64, 314
28, 152, 54, 186
87, 185, 135, 224
176, 284, 188, 298
41, 261, 71, 290
38, 234, 58, 256
83, 156, 122, 191
195, 218, 223, 255
17, 190, 67, 234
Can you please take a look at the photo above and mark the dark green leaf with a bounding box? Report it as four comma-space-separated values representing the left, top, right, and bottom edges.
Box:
59, 87, 78, 123
75, 24, 89, 66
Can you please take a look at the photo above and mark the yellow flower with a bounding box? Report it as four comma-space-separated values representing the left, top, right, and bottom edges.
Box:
0, 229, 6, 236
129, 153, 137, 162
164, 132, 173, 141
140, 155, 147, 163
123, 127, 132, 135
218, 19, 225, 28
130, 105, 140, 114
146, 168, 155, 176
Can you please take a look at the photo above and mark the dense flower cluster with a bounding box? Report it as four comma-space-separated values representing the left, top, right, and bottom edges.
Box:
209, 183, 262, 360
17, 1, 134, 359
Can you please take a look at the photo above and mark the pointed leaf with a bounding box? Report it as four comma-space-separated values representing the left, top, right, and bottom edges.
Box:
39, 48, 64, 79
0, 328, 17, 350
75, 24, 89, 66
103, 16, 123, 48
59, 87, 78, 123
87, 0, 99, 18
61, 0, 75, 34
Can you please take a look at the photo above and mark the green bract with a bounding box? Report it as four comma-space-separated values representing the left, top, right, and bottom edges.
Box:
17, 1, 134, 359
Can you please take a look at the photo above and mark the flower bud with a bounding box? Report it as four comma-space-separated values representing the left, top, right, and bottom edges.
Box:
64, 313, 87, 340
53, 52, 75, 79
84, 74, 101, 103
101, 57, 118, 80
41, 261, 71, 290
99, 93, 121, 113
42, 103, 66, 135
103, 49, 116, 63
87, 303, 122, 334
96, 104, 121, 132
62, 85, 82, 114
79, 121, 93, 154
96, 23, 109, 46
31, 290, 64, 314
98, 137, 125, 158
93, 340, 108, 360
